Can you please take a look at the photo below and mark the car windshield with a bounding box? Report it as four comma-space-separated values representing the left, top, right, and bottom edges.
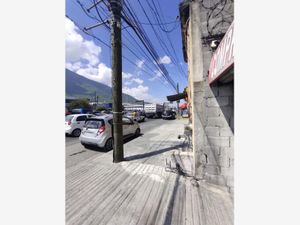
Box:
65, 115, 74, 122
85, 119, 104, 129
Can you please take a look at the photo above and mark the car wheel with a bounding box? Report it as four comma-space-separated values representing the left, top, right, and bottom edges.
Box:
135, 128, 141, 137
72, 128, 81, 137
104, 138, 113, 151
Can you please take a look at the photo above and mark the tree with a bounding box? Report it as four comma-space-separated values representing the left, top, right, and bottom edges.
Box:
69, 98, 91, 110
96, 106, 107, 111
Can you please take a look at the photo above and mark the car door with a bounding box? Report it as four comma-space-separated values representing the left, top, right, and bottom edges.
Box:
126, 118, 135, 134
122, 117, 132, 136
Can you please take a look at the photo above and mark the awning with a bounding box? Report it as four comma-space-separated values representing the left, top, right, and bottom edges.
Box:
166, 92, 187, 102
208, 21, 234, 84
179, 103, 187, 109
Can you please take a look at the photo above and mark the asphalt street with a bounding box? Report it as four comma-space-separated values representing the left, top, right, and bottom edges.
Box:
65, 118, 177, 169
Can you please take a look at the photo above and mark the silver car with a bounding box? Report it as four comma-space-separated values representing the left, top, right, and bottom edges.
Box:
79, 114, 141, 151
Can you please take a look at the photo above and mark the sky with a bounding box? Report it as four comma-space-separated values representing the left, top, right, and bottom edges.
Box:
66, 0, 188, 104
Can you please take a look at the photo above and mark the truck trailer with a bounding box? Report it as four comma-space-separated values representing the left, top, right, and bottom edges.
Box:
144, 103, 163, 118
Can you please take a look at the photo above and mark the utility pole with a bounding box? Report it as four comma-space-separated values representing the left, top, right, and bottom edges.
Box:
110, 0, 124, 162
176, 83, 180, 119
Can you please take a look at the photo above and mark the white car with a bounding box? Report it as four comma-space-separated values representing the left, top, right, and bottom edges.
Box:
65, 114, 94, 137
79, 115, 141, 151
125, 112, 145, 122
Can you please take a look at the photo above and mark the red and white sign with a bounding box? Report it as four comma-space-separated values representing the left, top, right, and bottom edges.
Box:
208, 21, 234, 84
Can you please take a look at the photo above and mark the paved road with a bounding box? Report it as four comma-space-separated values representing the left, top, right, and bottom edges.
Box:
66, 118, 177, 169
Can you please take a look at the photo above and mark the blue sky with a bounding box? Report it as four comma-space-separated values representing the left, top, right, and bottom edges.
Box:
66, 0, 187, 103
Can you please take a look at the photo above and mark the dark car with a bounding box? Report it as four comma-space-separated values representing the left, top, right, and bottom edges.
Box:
162, 110, 176, 120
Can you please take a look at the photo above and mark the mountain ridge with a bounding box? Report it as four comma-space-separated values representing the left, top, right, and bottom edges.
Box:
65, 69, 137, 103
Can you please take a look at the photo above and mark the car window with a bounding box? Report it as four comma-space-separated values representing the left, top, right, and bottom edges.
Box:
85, 119, 104, 129
65, 115, 74, 122
122, 117, 132, 124
108, 119, 113, 125
76, 116, 87, 121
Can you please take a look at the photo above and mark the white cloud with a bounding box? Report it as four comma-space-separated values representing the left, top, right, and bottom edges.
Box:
65, 16, 152, 105
149, 70, 163, 81
158, 55, 171, 64
123, 77, 144, 86
132, 78, 143, 84
74, 63, 112, 86
122, 72, 133, 79
66, 61, 83, 71
65, 17, 101, 66
123, 85, 161, 103
136, 59, 145, 68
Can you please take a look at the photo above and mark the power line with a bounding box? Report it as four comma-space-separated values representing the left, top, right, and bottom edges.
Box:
121, 1, 177, 90
80, 0, 173, 87
66, 14, 173, 91
134, 0, 186, 78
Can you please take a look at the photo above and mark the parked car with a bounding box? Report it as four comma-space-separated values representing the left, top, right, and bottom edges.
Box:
101, 110, 113, 114
162, 110, 176, 120
92, 111, 102, 116
125, 111, 145, 122
79, 115, 141, 151
65, 114, 94, 137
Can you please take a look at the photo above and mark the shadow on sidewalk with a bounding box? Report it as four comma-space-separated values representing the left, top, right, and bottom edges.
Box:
125, 143, 182, 161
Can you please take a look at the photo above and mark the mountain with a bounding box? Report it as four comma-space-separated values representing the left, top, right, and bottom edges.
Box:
65, 69, 137, 103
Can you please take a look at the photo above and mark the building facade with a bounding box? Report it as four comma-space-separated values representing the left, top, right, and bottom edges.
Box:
179, 0, 234, 193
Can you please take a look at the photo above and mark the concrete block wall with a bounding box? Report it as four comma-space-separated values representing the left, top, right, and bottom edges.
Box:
190, 0, 234, 193
202, 82, 234, 191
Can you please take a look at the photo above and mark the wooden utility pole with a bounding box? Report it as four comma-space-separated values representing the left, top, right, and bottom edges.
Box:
176, 83, 180, 119
110, 0, 124, 162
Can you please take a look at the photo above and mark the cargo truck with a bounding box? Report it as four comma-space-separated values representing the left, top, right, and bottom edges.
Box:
144, 103, 163, 118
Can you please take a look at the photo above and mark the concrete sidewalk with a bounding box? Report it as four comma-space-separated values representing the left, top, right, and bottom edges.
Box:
66, 119, 233, 225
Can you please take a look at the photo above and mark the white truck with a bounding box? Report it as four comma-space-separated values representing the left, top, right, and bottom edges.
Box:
144, 103, 164, 118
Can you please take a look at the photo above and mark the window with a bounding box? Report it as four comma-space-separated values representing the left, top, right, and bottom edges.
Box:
85, 119, 103, 129
122, 117, 132, 125
65, 115, 74, 122
76, 116, 87, 121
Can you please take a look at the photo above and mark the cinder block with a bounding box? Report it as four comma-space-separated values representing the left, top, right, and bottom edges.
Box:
205, 126, 220, 137
229, 96, 234, 106
220, 166, 229, 175
204, 173, 227, 186
208, 136, 230, 147
219, 106, 233, 120
220, 127, 233, 136
217, 156, 230, 167
230, 117, 234, 130
226, 176, 234, 188
206, 96, 229, 107
204, 147, 219, 165
219, 147, 234, 158
204, 88, 217, 98
204, 165, 220, 175
205, 107, 221, 117
219, 84, 233, 97
230, 136, 234, 147
207, 117, 229, 127
229, 158, 234, 167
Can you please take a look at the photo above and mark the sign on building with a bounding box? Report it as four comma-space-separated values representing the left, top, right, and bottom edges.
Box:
208, 21, 234, 84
